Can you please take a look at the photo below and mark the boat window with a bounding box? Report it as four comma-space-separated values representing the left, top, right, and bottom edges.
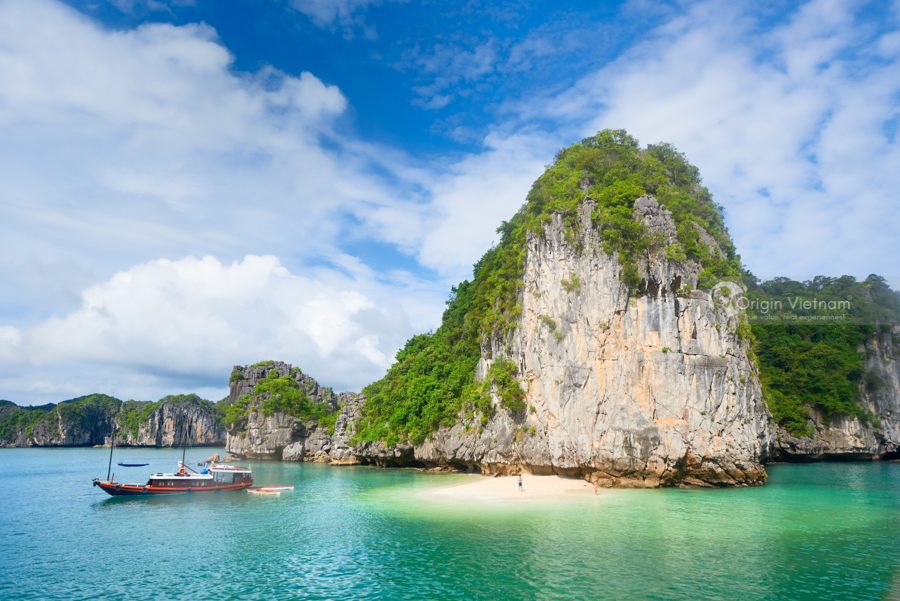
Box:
215, 472, 234, 484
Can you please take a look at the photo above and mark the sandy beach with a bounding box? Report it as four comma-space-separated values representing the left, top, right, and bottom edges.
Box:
429, 474, 597, 501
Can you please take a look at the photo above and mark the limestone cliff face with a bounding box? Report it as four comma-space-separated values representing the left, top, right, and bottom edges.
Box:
224, 362, 361, 461
775, 326, 900, 461
114, 397, 225, 447
415, 196, 774, 486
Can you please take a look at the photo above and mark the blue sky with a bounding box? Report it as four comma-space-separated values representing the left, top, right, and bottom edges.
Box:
1, 0, 898, 404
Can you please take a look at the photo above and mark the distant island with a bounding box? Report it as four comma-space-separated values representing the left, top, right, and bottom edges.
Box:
3, 130, 898, 488
0, 394, 224, 448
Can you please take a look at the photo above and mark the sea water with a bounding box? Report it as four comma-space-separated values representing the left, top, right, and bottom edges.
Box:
1, 447, 899, 601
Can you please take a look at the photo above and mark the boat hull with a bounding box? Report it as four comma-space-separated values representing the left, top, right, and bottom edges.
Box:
94, 479, 253, 496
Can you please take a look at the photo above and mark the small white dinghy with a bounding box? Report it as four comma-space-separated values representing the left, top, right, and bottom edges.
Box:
247, 488, 280, 496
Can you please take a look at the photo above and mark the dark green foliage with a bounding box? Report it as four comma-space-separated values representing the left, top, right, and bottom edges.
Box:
222, 394, 251, 427
666, 244, 687, 262
356, 129, 739, 446
251, 360, 276, 368
865, 371, 885, 391
356, 324, 486, 445
561, 275, 581, 293
539, 315, 557, 330
0, 404, 52, 442
748, 275, 900, 436
119, 400, 162, 437
230, 371, 244, 382
254, 374, 333, 424
488, 358, 526, 412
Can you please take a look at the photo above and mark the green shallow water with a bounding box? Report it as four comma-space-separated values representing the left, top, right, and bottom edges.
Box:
2, 448, 900, 600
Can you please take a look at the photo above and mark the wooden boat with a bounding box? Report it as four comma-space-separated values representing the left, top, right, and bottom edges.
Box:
93, 423, 252, 496
94, 461, 253, 496
247, 488, 280, 496
255, 486, 294, 491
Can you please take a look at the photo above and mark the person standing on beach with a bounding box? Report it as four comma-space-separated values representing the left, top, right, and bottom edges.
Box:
518, 474, 523, 493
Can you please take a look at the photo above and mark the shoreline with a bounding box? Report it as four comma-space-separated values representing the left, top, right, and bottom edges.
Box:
427, 474, 599, 501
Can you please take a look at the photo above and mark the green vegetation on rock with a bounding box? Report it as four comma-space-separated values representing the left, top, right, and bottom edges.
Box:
223, 372, 337, 432
0, 403, 52, 443
487, 358, 527, 413
0, 394, 123, 442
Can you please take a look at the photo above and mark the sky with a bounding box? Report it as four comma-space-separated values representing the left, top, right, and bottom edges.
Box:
0, 0, 898, 405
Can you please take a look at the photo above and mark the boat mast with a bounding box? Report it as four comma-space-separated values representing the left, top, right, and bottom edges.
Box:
107, 424, 116, 481
181, 419, 192, 466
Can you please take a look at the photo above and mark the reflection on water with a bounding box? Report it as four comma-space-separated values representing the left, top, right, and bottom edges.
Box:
1, 448, 899, 600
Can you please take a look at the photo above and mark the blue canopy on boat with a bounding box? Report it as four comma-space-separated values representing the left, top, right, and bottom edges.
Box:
117, 462, 149, 467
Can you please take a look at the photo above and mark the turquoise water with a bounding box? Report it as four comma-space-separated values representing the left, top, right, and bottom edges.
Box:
1, 448, 900, 600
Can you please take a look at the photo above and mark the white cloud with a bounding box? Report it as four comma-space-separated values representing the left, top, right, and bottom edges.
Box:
395, 38, 501, 108
289, 0, 381, 25
416, 132, 556, 278
287, 0, 405, 37
0, 0, 417, 315
0, 0, 453, 403
0, 255, 427, 401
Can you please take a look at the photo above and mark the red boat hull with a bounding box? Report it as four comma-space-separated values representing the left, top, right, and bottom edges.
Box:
94, 480, 252, 496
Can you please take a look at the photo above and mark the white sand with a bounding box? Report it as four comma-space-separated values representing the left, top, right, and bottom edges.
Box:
429, 474, 598, 501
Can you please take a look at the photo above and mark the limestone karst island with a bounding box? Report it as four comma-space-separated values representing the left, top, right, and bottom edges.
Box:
4, 132, 898, 489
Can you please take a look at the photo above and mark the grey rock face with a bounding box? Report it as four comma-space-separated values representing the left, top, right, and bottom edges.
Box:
224, 196, 772, 486
115, 398, 225, 447
224, 361, 358, 461
632, 195, 678, 245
